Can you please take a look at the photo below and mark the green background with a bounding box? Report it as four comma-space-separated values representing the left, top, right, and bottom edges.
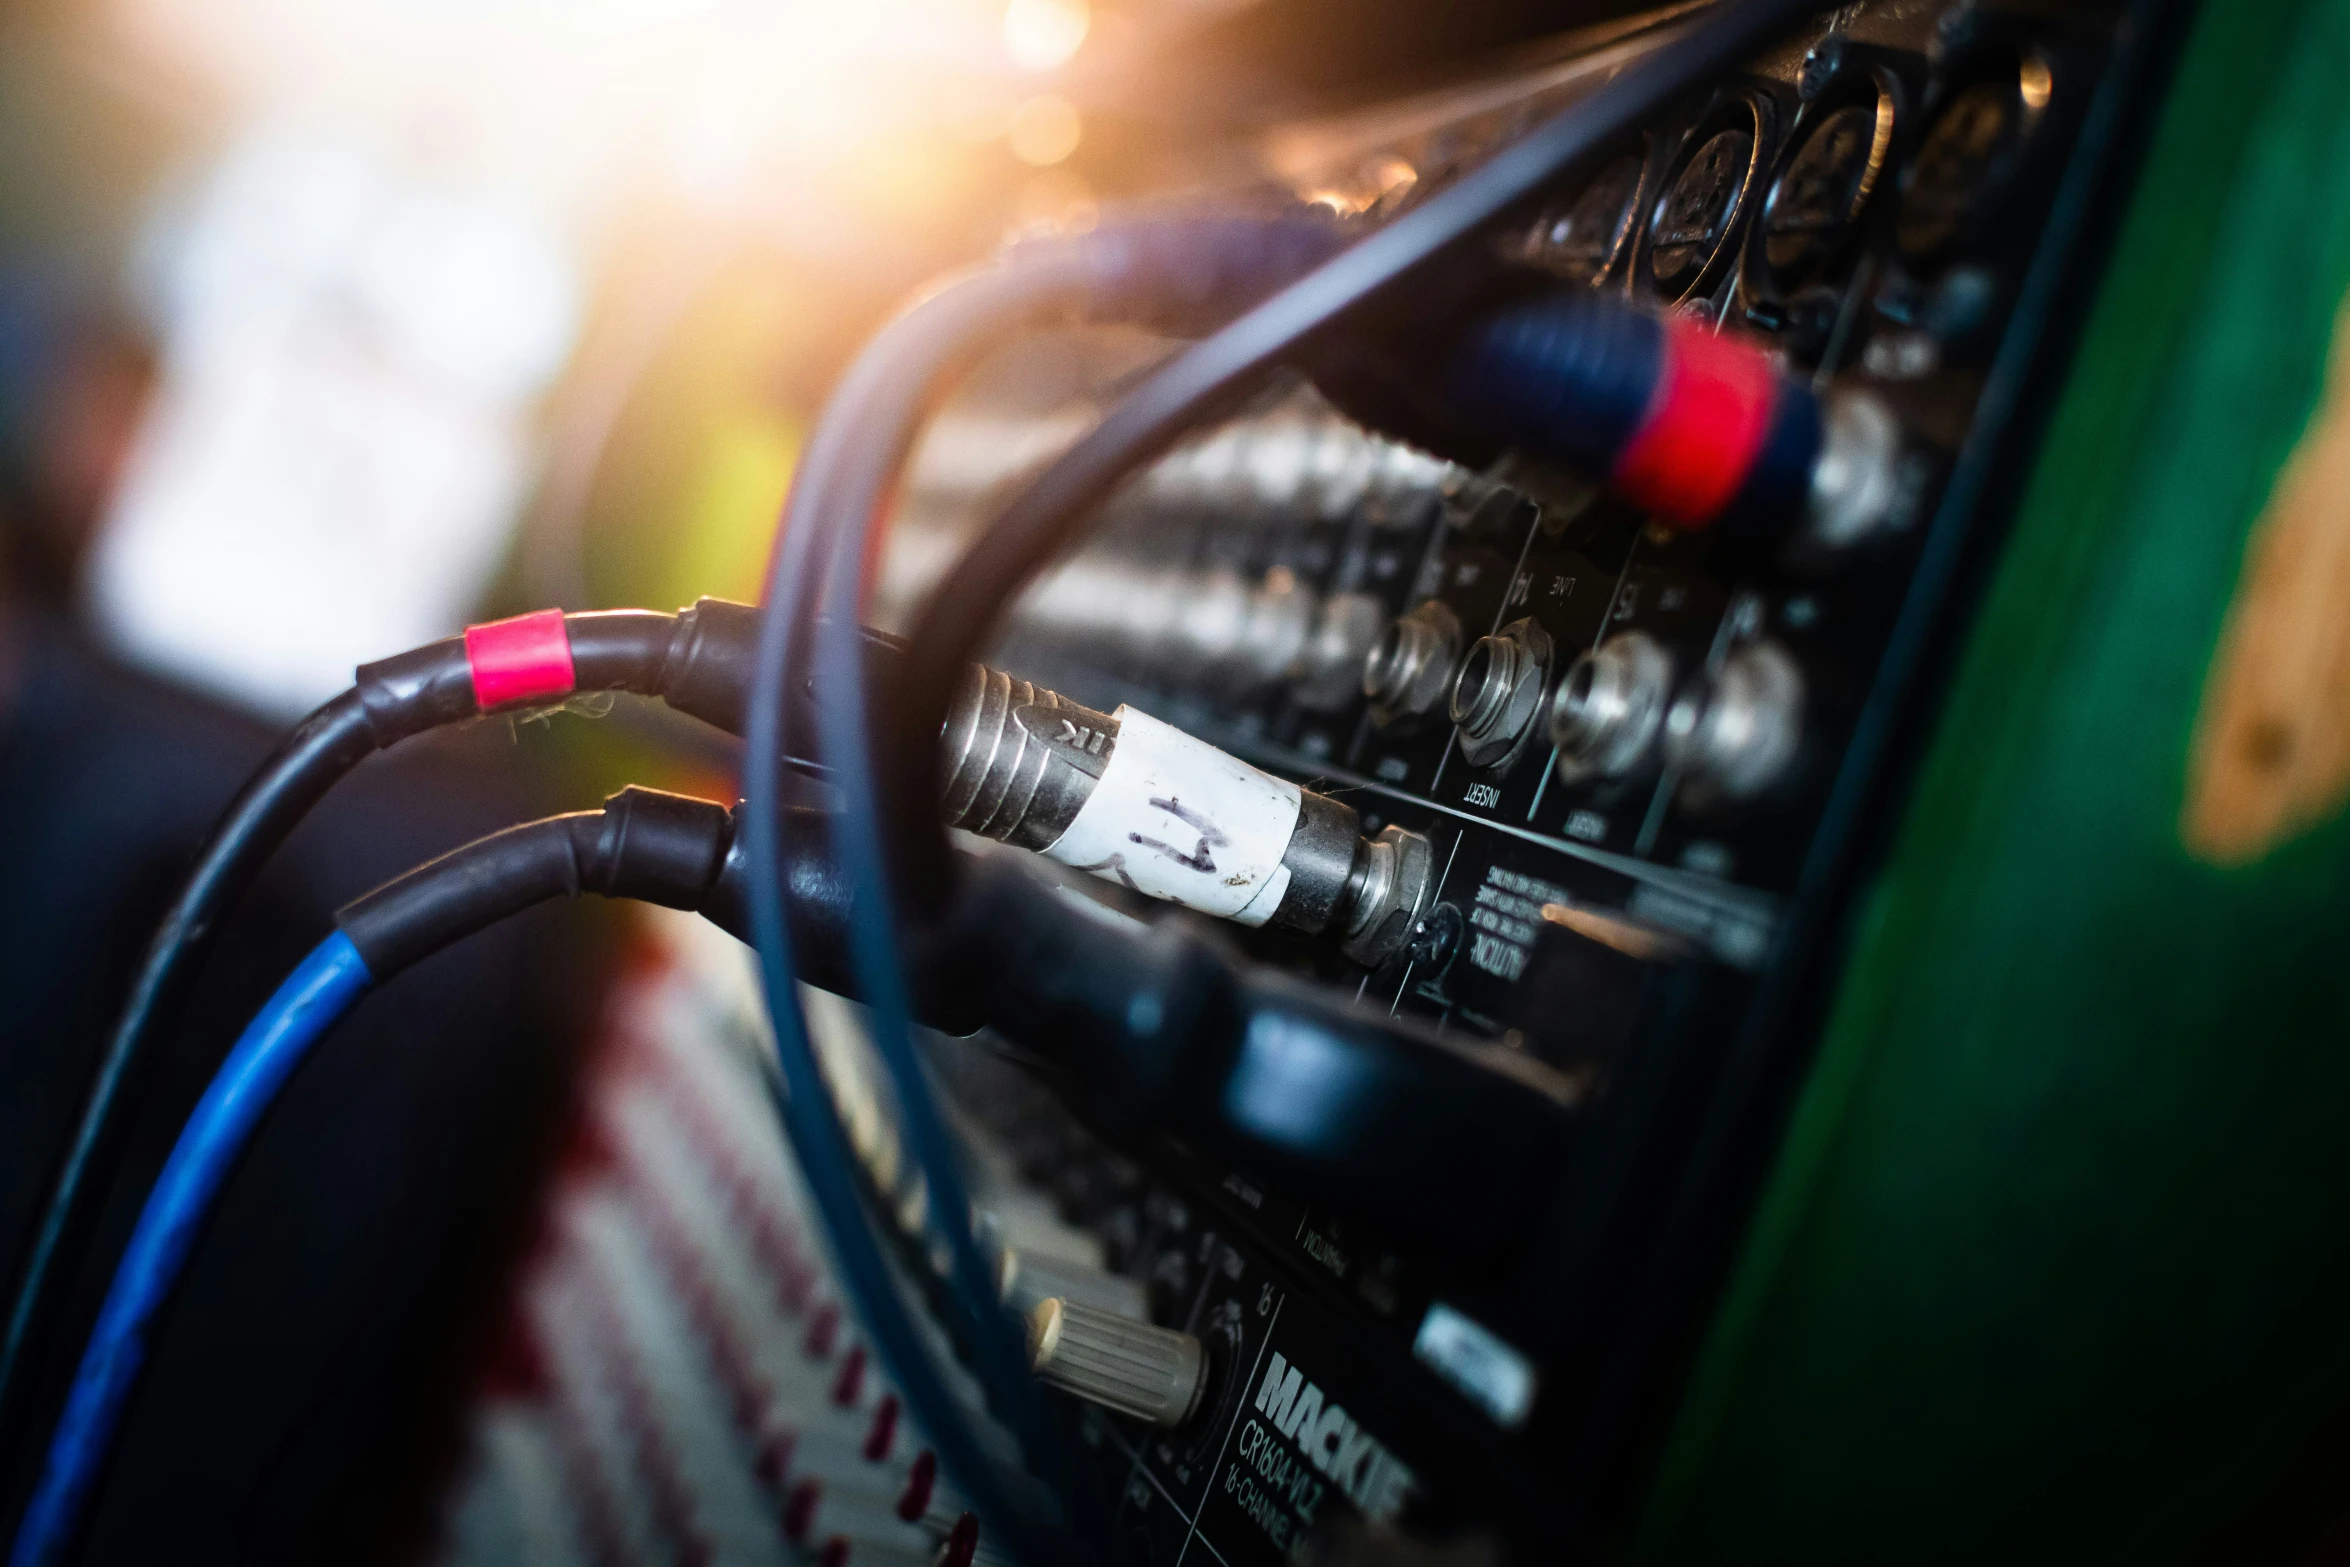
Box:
1639, 0, 2350, 1558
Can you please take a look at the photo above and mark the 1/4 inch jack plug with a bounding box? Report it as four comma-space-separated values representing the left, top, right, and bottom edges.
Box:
940, 665, 1433, 964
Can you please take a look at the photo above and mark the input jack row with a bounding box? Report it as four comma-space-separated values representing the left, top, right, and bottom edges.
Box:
1360, 601, 1807, 805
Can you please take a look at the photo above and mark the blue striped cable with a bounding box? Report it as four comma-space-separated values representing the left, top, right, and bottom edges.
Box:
9, 933, 373, 1567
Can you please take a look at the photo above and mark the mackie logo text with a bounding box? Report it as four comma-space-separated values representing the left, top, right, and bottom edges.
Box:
1251, 1351, 1416, 1525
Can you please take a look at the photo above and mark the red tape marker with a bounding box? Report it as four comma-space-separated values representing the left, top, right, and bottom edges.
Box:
464, 608, 576, 711
862, 1394, 900, 1461
1612, 317, 1779, 528
895, 1450, 938, 1522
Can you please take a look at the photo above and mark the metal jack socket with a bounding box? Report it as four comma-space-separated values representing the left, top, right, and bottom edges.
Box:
1449, 617, 1554, 770
1550, 631, 1677, 782
1664, 639, 1806, 804
1803, 389, 1906, 551
1362, 600, 1462, 723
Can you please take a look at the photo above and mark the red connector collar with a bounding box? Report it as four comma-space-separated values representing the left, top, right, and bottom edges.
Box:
1613, 316, 1780, 528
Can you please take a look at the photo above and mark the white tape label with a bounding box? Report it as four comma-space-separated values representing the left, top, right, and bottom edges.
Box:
1042, 707, 1302, 925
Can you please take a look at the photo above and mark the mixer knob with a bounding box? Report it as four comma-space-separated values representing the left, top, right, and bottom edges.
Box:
1025, 1298, 1207, 1428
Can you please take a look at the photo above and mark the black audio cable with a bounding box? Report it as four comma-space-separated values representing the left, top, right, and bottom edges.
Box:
747, 209, 1355, 1567
753, 256, 1120, 1561
0, 600, 769, 1468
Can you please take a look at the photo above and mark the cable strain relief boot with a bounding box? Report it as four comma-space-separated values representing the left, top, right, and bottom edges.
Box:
576, 786, 735, 909
353, 637, 475, 746
1264, 791, 1363, 936
658, 599, 906, 743
659, 597, 762, 733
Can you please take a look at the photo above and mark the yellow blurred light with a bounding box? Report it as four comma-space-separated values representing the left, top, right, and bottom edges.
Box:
1297, 155, 1416, 218
837, 131, 985, 227
1013, 168, 1097, 232
1002, 0, 1089, 72
2019, 55, 2054, 110
682, 412, 802, 607
1007, 93, 1081, 166
107, 0, 1013, 219
1366, 155, 1418, 199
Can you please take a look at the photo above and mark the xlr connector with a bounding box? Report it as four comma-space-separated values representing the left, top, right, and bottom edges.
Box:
941, 665, 1433, 963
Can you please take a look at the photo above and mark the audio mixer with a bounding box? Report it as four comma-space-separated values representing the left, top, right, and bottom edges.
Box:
845, 0, 2173, 1557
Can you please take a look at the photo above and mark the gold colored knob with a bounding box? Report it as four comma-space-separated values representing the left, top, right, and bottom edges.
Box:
1025, 1297, 1206, 1428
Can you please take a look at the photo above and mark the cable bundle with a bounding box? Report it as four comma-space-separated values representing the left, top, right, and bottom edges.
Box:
0, 600, 778, 1474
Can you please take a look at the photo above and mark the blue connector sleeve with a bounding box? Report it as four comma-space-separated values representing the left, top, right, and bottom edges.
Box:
1440, 290, 1667, 473
1714, 371, 1824, 539
9, 933, 373, 1567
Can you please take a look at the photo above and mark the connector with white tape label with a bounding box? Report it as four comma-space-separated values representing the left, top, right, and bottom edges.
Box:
941, 664, 1433, 962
